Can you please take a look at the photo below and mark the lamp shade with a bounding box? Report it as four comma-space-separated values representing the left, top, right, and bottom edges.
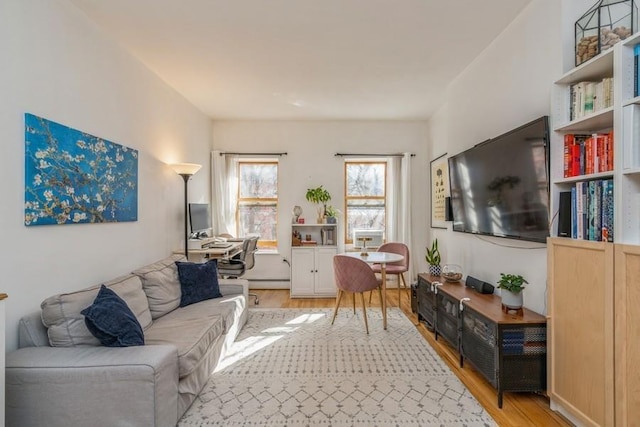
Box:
171, 162, 202, 176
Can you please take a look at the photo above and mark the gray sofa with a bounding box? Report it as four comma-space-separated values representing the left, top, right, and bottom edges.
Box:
6, 254, 248, 427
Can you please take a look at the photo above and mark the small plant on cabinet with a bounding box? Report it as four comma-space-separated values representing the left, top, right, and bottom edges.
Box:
425, 239, 441, 276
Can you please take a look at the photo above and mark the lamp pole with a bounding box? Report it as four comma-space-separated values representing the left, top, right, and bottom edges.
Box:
180, 173, 190, 259
170, 163, 202, 261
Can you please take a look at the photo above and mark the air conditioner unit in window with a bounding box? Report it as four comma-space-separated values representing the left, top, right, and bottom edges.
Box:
352, 229, 385, 249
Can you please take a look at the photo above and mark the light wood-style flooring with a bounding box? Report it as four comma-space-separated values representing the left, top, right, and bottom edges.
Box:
249, 288, 571, 427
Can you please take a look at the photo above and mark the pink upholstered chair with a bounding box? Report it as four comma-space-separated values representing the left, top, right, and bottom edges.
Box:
371, 242, 410, 303
331, 255, 382, 334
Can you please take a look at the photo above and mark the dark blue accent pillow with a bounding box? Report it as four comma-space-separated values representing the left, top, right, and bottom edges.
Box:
81, 285, 144, 347
176, 259, 222, 307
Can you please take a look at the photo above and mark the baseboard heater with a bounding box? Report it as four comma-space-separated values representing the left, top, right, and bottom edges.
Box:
247, 278, 290, 290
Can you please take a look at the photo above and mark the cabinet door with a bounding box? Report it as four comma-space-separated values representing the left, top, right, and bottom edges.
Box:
291, 249, 315, 296
615, 244, 640, 426
314, 248, 337, 296
548, 238, 614, 427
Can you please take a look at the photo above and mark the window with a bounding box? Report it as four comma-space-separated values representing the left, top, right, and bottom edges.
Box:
237, 161, 278, 247
344, 161, 386, 243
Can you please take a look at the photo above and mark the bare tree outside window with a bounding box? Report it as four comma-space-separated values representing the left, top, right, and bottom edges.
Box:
237, 162, 278, 247
345, 162, 386, 243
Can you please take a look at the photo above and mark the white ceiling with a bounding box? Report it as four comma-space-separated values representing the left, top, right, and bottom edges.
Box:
68, 0, 532, 120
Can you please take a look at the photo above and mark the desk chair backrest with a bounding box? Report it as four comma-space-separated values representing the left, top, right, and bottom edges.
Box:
242, 236, 259, 271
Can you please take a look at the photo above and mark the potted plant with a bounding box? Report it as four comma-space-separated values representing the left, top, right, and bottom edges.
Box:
497, 273, 528, 310
305, 186, 331, 223
325, 205, 340, 224
425, 239, 441, 276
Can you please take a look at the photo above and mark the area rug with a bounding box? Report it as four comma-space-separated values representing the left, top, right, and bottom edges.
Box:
179, 308, 496, 426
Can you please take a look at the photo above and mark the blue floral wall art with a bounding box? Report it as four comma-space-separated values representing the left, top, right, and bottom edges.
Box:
24, 113, 138, 226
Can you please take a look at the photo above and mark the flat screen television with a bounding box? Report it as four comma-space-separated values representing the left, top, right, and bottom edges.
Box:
188, 203, 211, 237
447, 116, 550, 243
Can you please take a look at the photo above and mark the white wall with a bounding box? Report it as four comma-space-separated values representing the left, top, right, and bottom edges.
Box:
0, 0, 212, 351
428, 0, 563, 315
212, 120, 431, 286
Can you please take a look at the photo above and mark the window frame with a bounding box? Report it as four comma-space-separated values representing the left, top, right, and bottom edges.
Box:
343, 160, 387, 244
236, 160, 279, 248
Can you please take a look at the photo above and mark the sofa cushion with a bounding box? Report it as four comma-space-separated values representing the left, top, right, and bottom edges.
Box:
144, 307, 224, 378
81, 285, 145, 347
175, 260, 222, 307
132, 255, 185, 319
41, 275, 152, 347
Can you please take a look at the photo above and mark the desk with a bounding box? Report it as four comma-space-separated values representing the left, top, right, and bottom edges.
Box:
344, 252, 404, 330
179, 241, 244, 260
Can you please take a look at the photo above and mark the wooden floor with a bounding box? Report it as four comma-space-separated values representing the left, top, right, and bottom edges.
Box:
249, 288, 572, 427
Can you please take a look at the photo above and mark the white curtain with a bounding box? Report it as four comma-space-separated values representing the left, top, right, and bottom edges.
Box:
387, 153, 414, 281
211, 151, 238, 236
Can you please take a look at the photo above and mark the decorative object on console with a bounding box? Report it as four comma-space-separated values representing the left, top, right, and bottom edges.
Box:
465, 275, 495, 294
441, 264, 463, 282
497, 272, 528, 313
171, 162, 202, 260
575, 0, 637, 66
425, 239, 441, 276
24, 113, 139, 226
305, 185, 331, 223
292, 205, 302, 223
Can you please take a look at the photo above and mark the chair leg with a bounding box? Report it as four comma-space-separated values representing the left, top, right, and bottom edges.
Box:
331, 290, 343, 325
353, 292, 356, 314
360, 292, 369, 334
398, 273, 407, 304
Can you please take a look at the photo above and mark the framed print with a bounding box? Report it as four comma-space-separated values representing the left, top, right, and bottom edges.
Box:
430, 153, 449, 229
24, 113, 138, 226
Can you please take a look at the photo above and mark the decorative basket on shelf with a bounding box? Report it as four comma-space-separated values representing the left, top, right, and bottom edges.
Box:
575, 0, 638, 66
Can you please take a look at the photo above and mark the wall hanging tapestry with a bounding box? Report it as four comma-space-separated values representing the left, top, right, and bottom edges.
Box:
24, 113, 138, 226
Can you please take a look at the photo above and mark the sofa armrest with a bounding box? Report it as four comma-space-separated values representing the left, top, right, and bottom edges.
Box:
6, 345, 179, 427
219, 278, 249, 301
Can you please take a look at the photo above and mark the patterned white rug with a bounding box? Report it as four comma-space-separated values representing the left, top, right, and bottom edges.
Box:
179, 308, 496, 426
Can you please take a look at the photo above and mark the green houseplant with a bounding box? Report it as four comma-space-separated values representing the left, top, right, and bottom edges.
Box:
497, 273, 528, 310
324, 205, 340, 224
425, 239, 441, 276
305, 186, 331, 223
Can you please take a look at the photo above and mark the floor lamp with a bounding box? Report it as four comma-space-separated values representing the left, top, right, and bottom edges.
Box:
171, 163, 202, 260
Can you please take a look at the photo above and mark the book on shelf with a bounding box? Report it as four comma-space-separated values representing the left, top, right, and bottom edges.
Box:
569, 178, 614, 242
563, 132, 614, 177
635, 44, 640, 97
569, 77, 613, 121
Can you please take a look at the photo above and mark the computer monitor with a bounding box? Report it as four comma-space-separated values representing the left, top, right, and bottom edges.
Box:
188, 203, 211, 237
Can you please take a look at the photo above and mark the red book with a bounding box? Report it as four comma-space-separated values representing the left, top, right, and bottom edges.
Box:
608, 131, 614, 171
572, 140, 582, 176
564, 134, 574, 177
585, 136, 593, 175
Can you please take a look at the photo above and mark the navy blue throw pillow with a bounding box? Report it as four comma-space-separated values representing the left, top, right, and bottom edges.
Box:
176, 260, 222, 307
81, 285, 144, 347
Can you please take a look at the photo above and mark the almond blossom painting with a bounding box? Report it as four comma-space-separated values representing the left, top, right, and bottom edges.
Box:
24, 113, 138, 226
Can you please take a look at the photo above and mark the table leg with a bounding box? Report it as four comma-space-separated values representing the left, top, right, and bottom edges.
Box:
381, 264, 387, 330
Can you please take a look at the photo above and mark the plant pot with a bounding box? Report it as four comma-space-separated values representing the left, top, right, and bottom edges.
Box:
428, 264, 441, 277
326, 216, 336, 224
501, 290, 523, 309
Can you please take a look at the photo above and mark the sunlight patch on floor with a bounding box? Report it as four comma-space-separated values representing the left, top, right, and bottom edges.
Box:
215, 312, 325, 372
